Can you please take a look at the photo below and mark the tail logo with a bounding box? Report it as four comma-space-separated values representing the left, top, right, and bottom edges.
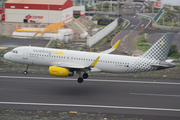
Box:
161, 42, 164, 45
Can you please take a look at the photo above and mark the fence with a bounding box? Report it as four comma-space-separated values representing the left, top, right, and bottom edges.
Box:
87, 19, 118, 47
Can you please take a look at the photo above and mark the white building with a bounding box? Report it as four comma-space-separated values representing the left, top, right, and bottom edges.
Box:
5, 0, 74, 23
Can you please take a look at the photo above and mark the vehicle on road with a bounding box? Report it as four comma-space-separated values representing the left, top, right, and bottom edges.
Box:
4, 33, 175, 83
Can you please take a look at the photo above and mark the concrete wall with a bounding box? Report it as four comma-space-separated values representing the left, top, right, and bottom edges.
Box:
87, 19, 118, 47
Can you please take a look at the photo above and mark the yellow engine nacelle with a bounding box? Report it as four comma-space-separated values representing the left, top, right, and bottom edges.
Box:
49, 66, 74, 77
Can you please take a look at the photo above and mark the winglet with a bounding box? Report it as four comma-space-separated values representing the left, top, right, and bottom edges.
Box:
91, 56, 100, 67
112, 40, 121, 49
100, 40, 121, 54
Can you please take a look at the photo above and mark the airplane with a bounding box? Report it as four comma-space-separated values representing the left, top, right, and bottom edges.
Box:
4, 33, 175, 83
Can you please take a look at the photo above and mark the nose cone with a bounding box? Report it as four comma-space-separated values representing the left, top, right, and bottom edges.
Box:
4, 52, 11, 61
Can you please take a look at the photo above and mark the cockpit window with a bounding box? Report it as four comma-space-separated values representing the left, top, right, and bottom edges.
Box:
12, 50, 18, 54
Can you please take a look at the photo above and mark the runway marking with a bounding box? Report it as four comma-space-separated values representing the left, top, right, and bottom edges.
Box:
0, 76, 180, 85
121, 19, 142, 43
0, 102, 180, 112
130, 93, 180, 97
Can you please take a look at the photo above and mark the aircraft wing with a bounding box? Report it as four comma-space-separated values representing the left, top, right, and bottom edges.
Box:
50, 56, 101, 72
100, 40, 121, 54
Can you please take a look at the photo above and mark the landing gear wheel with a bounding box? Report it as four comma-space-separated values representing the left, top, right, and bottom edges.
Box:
83, 73, 89, 79
23, 71, 28, 75
77, 77, 84, 83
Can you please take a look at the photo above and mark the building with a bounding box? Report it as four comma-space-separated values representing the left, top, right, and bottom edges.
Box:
5, 0, 74, 23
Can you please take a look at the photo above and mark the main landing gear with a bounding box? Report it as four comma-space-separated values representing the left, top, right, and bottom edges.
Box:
23, 65, 29, 75
77, 72, 89, 83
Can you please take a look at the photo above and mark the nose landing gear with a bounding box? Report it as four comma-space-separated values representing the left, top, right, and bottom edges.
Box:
23, 65, 29, 75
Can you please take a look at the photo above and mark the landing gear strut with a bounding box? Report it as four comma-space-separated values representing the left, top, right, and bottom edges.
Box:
23, 65, 29, 75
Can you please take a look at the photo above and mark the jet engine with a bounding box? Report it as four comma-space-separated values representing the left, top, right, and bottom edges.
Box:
49, 66, 74, 77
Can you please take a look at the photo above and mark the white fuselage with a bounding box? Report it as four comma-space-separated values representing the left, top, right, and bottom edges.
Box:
4, 46, 140, 73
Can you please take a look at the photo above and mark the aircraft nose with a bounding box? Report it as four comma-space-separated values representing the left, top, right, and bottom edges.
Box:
4, 52, 10, 60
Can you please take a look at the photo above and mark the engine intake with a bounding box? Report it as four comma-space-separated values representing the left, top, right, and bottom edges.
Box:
49, 66, 74, 77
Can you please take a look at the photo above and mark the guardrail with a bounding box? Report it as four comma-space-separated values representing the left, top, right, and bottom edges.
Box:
153, 8, 164, 23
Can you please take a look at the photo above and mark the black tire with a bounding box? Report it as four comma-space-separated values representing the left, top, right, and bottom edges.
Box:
83, 73, 89, 79
23, 71, 28, 75
77, 77, 84, 83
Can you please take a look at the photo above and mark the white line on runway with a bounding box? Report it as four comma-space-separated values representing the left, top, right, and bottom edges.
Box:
0, 102, 180, 112
130, 93, 180, 97
0, 76, 180, 85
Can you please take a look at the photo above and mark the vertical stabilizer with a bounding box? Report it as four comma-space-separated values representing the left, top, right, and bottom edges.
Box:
141, 33, 175, 61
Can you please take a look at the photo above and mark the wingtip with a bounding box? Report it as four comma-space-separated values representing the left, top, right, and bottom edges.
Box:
112, 40, 121, 49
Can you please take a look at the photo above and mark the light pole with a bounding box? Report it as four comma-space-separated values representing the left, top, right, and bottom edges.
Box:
101, 4, 103, 12
172, 19, 174, 27
163, 18, 164, 26
80, 0, 82, 5
178, 5, 179, 28
152, 2, 154, 13
111, 0, 112, 12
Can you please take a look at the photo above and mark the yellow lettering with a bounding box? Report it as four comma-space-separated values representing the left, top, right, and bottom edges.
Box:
52, 50, 63, 55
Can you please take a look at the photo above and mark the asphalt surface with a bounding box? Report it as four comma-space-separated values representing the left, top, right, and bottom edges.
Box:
111, 2, 151, 54
144, 29, 180, 51
112, 15, 151, 54
0, 37, 49, 48
0, 73, 180, 118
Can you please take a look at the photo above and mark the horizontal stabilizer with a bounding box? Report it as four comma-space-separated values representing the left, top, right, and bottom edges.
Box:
151, 61, 175, 68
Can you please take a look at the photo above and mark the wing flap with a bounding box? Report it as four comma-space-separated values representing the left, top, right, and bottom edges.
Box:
51, 56, 101, 70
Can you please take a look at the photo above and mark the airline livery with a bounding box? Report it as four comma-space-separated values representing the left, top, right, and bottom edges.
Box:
4, 33, 175, 83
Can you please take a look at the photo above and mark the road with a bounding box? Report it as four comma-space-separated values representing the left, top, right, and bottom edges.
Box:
0, 38, 49, 48
0, 73, 180, 118
111, 2, 151, 55
144, 29, 180, 52
112, 15, 151, 54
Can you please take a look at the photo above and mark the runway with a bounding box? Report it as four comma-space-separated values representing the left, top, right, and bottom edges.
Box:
0, 73, 180, 118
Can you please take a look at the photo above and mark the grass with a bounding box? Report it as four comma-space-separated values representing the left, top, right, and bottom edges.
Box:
135, 33, 151, 52
0, 109, 173, 120
93, 27, 120, 48
93, 21, 125, 48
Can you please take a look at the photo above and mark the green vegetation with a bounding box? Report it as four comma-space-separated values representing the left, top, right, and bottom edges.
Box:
144, 2, 161, 13
135, 33, 151, 52
0, 109, 164, 120
93, 27, 120, 48
135, 34, 180, 59
157, 7, 180, 26
168, 44, 180, 59
50, 40, 99, 52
